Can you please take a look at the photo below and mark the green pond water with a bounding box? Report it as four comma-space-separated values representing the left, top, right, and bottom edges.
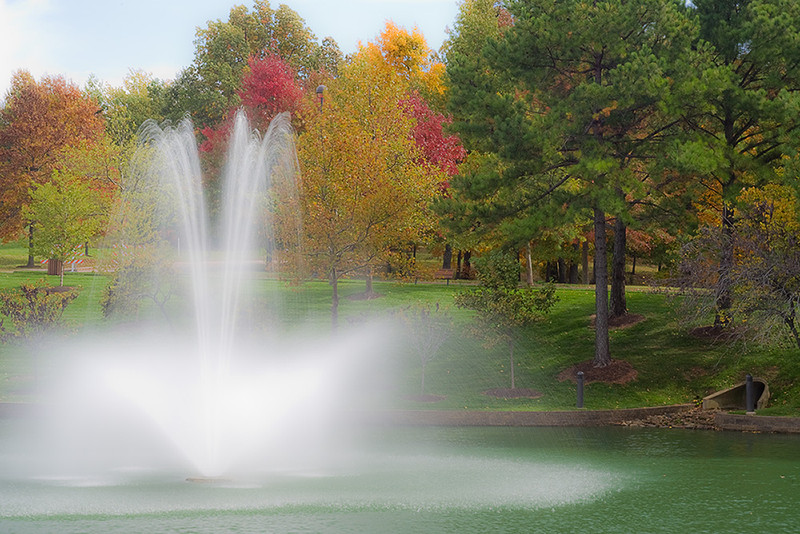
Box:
1, 423, 798, 533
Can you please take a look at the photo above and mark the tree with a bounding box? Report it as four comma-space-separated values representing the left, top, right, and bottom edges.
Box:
165, 1, 341, 129
675, 184, 800, 348
99, 141, 180, 323
402, 304, 451, 397
24, 171, 105, 286
454, 249, 557, 389
363, 22, 466, 271
363, 21, 447, 108
295, 55, 440, 328
0, 72, 104, 264
239, 55, 304, 131
401, 92, 465, 180
99, 70, 168, 146
445, 0, 694, 366
198, 54, 305, 213
676, 0, 800, 327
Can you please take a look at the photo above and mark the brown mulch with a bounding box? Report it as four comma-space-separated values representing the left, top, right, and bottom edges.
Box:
557, 359, 638, 385
616, 406, 720, 430
483, 388, 543, 399
589, 313, 646, 329
689, 325, 739, 340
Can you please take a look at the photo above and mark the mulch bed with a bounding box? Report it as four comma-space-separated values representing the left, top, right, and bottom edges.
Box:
689, 325, 739, 340
557, 359, 638, 385
483, 388, 543, 399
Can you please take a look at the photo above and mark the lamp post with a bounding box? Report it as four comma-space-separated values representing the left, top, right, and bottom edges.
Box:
316, 85, 326, 111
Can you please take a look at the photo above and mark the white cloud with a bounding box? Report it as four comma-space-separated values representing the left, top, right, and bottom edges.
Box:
0, 0, 57, 97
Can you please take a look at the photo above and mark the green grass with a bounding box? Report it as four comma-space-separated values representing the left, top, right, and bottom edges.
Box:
1, 271, 799, 415
0, 238, 32, 271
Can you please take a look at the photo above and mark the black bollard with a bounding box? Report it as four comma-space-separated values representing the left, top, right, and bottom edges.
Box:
577, 371, 584, 408
745, 374, 755, 413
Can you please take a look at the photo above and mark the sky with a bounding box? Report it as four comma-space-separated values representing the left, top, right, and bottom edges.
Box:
0, 0, 461, 97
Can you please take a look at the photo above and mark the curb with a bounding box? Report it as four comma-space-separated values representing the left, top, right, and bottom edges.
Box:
366, 404, 695, 427
715, 413, 800, 434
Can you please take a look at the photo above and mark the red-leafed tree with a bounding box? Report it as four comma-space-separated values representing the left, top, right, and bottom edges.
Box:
402, 92, 465, 183
240, 55, 304, 132
199, 54, 305, 213
401, 92, 466, 269
0, 71, 104, 265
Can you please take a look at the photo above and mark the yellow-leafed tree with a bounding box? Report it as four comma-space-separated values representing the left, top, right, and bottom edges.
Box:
295, 54, 440, 327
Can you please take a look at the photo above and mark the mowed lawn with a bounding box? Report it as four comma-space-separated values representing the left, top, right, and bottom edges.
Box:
1, 260, 798, 414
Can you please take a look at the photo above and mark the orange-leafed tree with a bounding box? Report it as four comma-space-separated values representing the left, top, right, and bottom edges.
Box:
363, 22, 465, 269
0, 71, 104, 265
362, 21, 446, 108
295, 56, 440, 328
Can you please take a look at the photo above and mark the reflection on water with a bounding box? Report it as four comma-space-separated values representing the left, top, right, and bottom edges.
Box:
1, 424, 798, 533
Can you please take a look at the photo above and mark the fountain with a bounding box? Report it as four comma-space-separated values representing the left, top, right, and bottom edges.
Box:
1, 112, 799, 532
18, 110, 389, 480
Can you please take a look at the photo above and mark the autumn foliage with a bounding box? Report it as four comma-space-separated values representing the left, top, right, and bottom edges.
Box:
0, 71, 104, 241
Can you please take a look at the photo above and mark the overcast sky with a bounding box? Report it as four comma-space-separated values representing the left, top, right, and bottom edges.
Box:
0, 0, 460, 97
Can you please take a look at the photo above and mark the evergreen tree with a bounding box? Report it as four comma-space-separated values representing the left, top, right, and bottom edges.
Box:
680, 0, 800, 327
445, 0, 695, 366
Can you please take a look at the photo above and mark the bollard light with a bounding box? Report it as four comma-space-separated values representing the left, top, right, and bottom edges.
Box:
577, 371, 585, 409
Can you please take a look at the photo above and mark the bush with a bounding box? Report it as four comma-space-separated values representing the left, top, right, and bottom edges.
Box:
0, 280, 78, 339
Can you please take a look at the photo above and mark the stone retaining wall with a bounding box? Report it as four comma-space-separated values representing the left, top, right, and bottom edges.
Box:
715, 413, 800, 433
372, 404, 695, 427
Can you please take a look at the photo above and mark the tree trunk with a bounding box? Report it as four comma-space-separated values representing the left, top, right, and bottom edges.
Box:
630, 254, 637, 285
715, 201, 735, 327
557, 257, 567, 283
569, 260, 579, 284
610, 217, 627, 319
463, 251, 472, 278
365, 267, 373, 295
442, 244, 452, 270
26, 224, 35, 268
593, 207, 611, 367
456, 250, 462, 279
509, 338, 516, 389
785, 303, 800, 350
546, 261, 558, 282
525, 242, 534, 286
330, 269, 339, 331
582, 240, 590, 284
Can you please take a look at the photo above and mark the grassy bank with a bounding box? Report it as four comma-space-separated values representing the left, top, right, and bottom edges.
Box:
1, 265, 798, 415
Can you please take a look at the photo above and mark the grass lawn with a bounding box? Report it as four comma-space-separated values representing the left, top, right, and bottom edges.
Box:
1, 266, 798, 415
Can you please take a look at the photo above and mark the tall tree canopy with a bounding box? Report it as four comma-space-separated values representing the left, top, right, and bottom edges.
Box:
295, 54, 441, 327
363, 21, 446, 107
445, 0, 695, 366
0, 71, 104, 249
678, 0, 800, 326
165, 1, 342, 129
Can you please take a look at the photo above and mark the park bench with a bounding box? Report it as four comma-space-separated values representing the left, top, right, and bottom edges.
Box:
434, 268, 456, 285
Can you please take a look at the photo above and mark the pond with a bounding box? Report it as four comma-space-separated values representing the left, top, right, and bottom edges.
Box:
1, 423, 798, 533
